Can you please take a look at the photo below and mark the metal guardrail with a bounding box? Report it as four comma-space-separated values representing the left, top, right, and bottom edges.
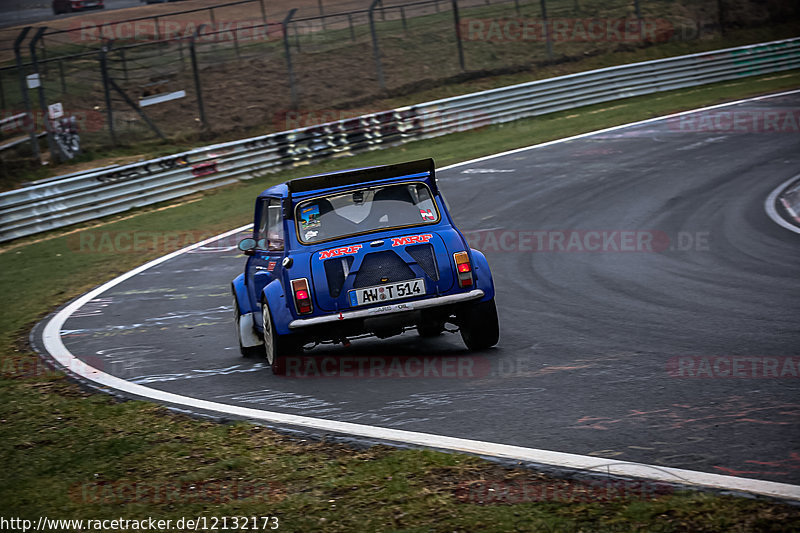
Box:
1, 37, 798, 243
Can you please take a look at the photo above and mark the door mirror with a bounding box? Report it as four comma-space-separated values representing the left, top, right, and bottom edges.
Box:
237, 238, 256, 255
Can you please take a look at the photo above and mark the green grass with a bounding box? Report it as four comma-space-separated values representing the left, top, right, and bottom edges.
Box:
2, 70, 800, 530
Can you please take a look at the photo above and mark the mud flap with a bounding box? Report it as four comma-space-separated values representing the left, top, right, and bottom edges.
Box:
239, 312, 262, 348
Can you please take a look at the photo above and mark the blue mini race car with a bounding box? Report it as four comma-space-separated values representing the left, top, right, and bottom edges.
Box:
231, 158, 499, 374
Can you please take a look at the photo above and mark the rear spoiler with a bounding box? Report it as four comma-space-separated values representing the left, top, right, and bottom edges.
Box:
284, 158, 437, 219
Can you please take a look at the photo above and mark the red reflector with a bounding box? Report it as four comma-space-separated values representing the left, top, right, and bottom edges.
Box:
460, 277, 473, 287
295, 290, 309, 300
299, 305, 311, 313
458, 263, 471, 273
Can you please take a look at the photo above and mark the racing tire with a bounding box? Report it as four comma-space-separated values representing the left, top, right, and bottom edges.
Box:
261, 299, 292, 375
417, 322, 444, 338
233, 295, 262, 358
459, 298, 499, 351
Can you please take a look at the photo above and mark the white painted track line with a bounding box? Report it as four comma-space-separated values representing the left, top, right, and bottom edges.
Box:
765, 173, 800, 235
41, 90, 800, 502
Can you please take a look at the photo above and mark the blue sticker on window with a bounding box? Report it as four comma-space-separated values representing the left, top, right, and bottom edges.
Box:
300, 205, 321, 230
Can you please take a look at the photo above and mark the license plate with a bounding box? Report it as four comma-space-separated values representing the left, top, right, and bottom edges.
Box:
349, 278, 424, 307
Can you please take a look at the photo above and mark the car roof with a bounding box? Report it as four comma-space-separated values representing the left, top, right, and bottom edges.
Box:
257, 158, 436, 200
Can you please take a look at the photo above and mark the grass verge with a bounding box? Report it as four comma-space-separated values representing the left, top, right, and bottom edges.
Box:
1, 71, 800, 531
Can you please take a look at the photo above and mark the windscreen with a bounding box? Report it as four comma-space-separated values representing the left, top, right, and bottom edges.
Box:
296, 182, 439, 244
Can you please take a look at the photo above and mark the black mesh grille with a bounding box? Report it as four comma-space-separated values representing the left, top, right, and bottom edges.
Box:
406, 244, 439, 281
324, 256, 354, 297
353, 251, 416, 288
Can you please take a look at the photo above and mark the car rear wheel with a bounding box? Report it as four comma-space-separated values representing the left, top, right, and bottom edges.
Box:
233, 296, 262, 358
261, 299, 292, 375
459, 298, 499, 351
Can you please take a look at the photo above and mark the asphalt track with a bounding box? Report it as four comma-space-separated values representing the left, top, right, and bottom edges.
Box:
0, 1, 144, 29
35, 92, 800, 493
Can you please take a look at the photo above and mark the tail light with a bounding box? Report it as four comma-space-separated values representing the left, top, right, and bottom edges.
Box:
291, 278, 313, 314
453, 252, 473, 288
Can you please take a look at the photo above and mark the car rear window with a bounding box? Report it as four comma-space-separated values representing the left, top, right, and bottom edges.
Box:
296, 182, 439, 244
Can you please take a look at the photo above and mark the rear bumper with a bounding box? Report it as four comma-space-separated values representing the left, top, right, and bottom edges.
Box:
288, 289, 484, 329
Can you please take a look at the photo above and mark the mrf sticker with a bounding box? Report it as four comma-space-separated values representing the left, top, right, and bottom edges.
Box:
391, 234, 432, 246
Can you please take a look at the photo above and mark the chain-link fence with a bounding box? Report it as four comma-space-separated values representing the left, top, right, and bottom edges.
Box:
1, 0, 798, 173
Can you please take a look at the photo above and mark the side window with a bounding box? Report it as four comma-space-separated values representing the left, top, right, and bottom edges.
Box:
267, 199, 284, 251
256, 198, 284, 251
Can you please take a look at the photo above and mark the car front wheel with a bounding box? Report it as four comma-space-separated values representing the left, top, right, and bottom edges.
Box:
459, 298, 499, 351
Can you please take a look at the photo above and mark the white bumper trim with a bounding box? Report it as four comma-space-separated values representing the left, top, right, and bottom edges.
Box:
288, 289, 485, 329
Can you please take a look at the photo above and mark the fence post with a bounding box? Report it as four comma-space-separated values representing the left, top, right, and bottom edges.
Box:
282, 9, 300, 109
0, 70, 5, 108
347, 13, 355, 41
717, 0, 726, 35
400, 6, 407, 34
14, 27, 41, 163
260, 0, 267, 24
58, 60, 66, 94
368, 0, 386, 90
634, 0, 642, 21
99, 46, 117, 146
30, 28, 59, 162
540, 0, 553, 59
190, 27, 209, 130
451, 0, 465, 71
39, 35, 48, 76
154, 16, 161, 40
318, 0, 327, 30
513, 0, 520, 16
119, 48, 129, 81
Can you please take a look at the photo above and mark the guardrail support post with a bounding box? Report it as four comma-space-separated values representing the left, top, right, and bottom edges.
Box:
30, 28, 59, 163
451, 0, 465, 71
368, 0, 386, 90
190, 27, 209, 130
540, 0, 553, 59
282, 9, 300, 109
14, 27, 41, 163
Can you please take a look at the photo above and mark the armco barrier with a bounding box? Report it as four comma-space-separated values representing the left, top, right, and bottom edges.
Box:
1, 38, 799, 242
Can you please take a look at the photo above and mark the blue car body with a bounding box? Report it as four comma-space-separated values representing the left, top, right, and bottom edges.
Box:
231, 159, 499, 373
